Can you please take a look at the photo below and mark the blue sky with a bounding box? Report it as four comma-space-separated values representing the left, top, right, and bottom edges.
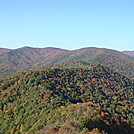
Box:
0, 0, 134, 51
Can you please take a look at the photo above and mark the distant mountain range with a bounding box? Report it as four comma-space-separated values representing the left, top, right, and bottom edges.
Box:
0, 46, 134, 79
122, 51, 134, 57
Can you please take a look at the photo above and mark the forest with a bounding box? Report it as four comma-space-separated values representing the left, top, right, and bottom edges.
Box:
0, 47, 134, 80
0, 64, 134, 134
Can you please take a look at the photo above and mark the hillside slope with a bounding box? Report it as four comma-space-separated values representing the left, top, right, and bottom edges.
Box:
0, 46, 68, 70
0, 65, 134, 134
0, 48, 11, 54
0, 47, 134, 79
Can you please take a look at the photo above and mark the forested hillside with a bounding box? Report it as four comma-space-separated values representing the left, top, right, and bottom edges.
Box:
0, 47, 134, 79
0, 47, 68, 70
0, 65, 134, 134
0, 48, 11, 54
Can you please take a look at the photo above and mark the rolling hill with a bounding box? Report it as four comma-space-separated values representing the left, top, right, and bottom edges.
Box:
0, 46, 68, 70
0, 46, 134, 79
0, 65, 134, 134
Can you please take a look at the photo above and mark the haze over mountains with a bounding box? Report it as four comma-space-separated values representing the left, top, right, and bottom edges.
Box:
0, 46, 134, 79
122, 51, 134, 57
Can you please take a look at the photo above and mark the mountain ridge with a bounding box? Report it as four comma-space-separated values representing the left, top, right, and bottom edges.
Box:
0, 46, 134, 79
123, 51, 134, 57
1, 46, 133, 52
0, 48, 12, 54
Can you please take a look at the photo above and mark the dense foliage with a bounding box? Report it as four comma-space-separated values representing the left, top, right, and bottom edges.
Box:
0, 65, 134, 134
0, 47, 134, 79
37, 102, 133, 134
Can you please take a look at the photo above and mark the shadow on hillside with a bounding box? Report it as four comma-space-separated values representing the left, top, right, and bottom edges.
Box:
86, 118, 134, 134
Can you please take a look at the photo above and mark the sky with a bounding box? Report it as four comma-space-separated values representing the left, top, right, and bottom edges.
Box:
0, 0, 134, 51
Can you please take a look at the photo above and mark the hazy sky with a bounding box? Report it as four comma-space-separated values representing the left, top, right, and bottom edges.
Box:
0, 0, 134, 51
